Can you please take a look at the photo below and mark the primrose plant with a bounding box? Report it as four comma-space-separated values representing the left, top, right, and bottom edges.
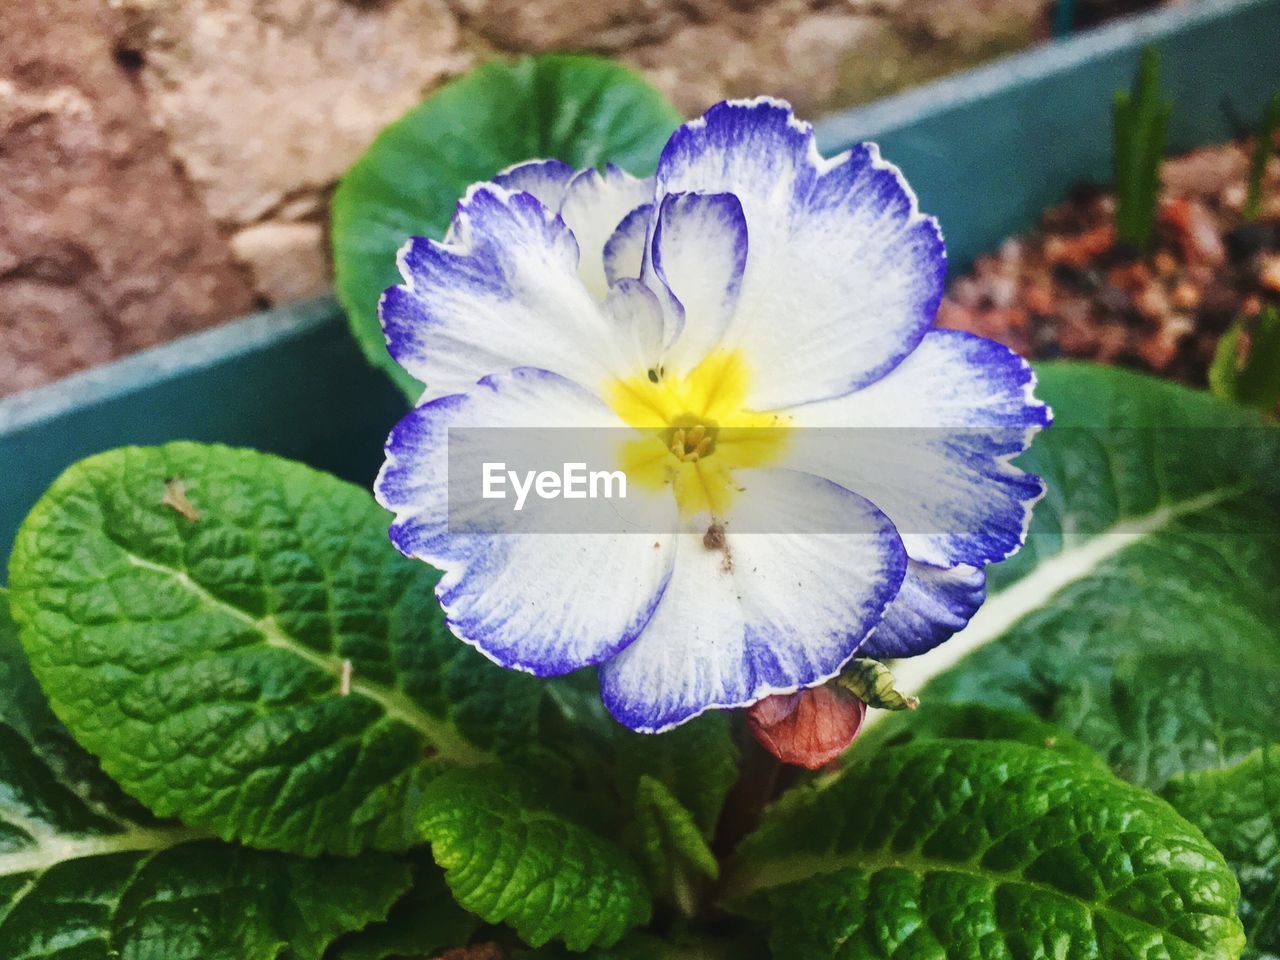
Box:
375, 96, 1050, 746
4, 55, 1271, 960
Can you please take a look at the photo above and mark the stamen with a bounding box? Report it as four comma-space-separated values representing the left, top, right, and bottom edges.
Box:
670, 428, 687, 458
667, 418, 719, 462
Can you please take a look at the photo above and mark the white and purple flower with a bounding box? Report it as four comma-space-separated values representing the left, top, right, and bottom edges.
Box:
375, 98, 1050, 734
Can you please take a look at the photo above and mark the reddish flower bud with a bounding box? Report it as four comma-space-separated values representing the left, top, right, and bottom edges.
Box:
746, 684, 867, 769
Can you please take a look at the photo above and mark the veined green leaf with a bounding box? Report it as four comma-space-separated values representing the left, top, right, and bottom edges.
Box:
610, 715, 736, 912
331, 54, 682, 398
726, 739, 1244, 959
1164, 747, 1280, 960
0, 589, 409, 959
614, 712, 738, 840
628, 776, 719, 915
7, 443, 548, 856
855, 701, 1104, 768
418, 767, 651, 951
856, 364, 1280, 952
875, 364, 1280, 790
324, 856, 476, 960
523, 933, 769, 960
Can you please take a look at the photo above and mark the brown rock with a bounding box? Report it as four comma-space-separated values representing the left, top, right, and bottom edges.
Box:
116, 0, 470, 224
1164, 198, 1227, 268
629, 0, 1043, 117
454, 0, 678, 52
1170, 278, 1200, 311
0, 0, 256, 396
1161, 142, 1250, 198
1260, 253, 1280, 294
230, 221, 329, 304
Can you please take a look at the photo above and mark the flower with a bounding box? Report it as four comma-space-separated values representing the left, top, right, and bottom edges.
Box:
376, 98, 1050, 734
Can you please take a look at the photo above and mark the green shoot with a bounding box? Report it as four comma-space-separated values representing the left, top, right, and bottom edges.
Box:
1112, 48, 1171, 252
1243, 92, 1280, 222
1209, 307, 1280, 415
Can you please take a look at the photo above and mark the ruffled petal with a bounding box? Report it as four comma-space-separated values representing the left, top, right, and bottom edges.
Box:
598, 468, 906, 732
653, 98, 945, 408
376, 367, 675, 675
604, 203, 653, 287
647, 191, 749, 372
860, 560, 985, 659
491, 159, 576, 210
381, 185, 627, 401
790, 329, 1050, 567
559, 164, 654, 299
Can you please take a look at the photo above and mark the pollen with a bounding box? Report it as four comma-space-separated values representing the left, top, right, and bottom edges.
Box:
606, 349, 790, 517
669, 420, 716, 462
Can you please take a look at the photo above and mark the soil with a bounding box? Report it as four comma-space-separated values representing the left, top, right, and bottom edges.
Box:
937, 138, 1280, 386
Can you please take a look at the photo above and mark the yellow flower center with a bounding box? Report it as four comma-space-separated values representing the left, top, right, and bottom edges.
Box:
606, 350, 790, 517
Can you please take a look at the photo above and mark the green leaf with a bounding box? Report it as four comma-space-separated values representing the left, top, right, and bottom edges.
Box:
0, 588, 409, 960
331, 54, 683, 398
725, 739, 1245, 959
876, 363, 1280, 793
7, 442, 549, 857
855, 701, 1105, 769
1163, 746, 1280, 959
628, 776, 719, 914
417, 767, 651, 951
524, 932, 769, 960
609, 716, 736, 912
324, 856, 476, 960
1112, 47, 1170, 251
614, 713, 738, 839
1244, 92, 1280, 221
1209, 307, 1280, 414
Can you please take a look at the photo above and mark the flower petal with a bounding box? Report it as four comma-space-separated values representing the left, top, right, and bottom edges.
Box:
491, 158, 576, 210
603, 277, 665, 368
599, 469, 906, 733
647, 191, 749, 372
603, 203, 653, 287
654, 98, 945, 408
790, 330, 1050, 567
376, 367, 675, 675
381, 185, 625, 401
860, 560, 985, 659
559, 164, 654, 299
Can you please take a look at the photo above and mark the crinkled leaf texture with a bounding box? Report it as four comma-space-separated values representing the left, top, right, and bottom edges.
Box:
6, 442, 550, 857
614, 714, 738, 839
726, 739, 1245, 959
0, 590, 410, 960
417, 767, 652, 951
860, 363, 1280, 952
331, 53, 682, 398
324, 856, 477, 960
905, 364, 1280, 788
628, 776, 720, 908
1163, 747, 1280, 960
857, 701, 1105, 769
